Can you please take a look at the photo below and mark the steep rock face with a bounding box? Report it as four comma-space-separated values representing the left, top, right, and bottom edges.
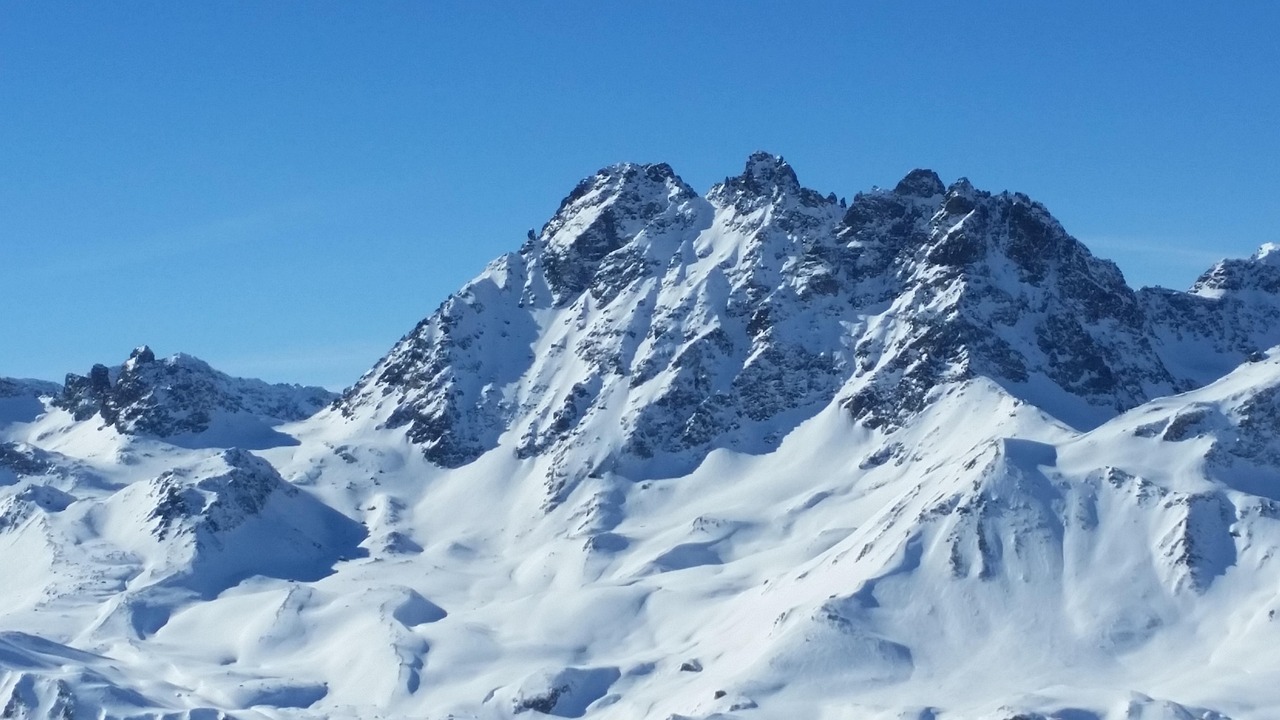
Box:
337, 161, 709, 471
145, 448, 285, 542
0, 444, 55, 484
838, 177, 1176, 429
55, 347, 335, 438
612, 153, 847, 468
537, 162, 702, 305
1142, 243, 1280, 385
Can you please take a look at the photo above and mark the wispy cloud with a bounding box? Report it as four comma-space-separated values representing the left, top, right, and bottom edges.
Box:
1074, 234, 1267, 291
22, 199, 320, 279
202, 341, 391, 390
1081, 235, 1239, 265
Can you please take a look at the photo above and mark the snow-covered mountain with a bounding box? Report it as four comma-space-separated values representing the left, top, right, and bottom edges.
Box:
5, 155, 1280, 719
1141, 243, 1280, 385
54, 346, 335, 448
335, 153, 1195, 497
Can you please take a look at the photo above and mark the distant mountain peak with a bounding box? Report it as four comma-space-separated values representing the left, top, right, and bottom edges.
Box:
892, 168, 945, 198
1189, 243, 1280, 298
738, 151, 800, 195
1254, 242, 1280, 265
0, 376, 60, 400
54, 348, 335, 438
709, 151, 836, 212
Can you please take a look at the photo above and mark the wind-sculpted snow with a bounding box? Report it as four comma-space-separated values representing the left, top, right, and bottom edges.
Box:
11, 155, 1280, 718
105, 448, 366, 599
0, 632, 229, 719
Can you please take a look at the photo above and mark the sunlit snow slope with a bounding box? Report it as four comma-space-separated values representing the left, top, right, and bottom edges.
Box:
4, 155, 1280, 720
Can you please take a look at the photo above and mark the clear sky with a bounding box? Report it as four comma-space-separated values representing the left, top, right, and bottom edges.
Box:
3, 2, 1278, 389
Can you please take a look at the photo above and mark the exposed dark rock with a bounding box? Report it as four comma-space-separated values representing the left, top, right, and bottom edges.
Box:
55, 347, 334, 438
0, 443, 53, 477
536, 162, 699, 305
893, 168, 945, 198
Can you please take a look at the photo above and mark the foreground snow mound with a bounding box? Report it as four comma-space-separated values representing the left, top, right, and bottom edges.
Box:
97, 448, 366, 601
509, 666, 622, 717
0, 632, 228, 720
55, 346, 334, 447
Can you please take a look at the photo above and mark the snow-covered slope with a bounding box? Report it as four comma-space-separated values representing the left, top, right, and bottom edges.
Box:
4, 155, 1280, 719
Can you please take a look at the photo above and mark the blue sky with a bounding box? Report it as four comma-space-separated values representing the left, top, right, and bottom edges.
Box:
3, 2, 1278, 389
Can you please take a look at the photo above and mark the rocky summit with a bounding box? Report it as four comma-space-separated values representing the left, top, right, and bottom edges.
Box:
5, 155, 1280, 719
55, 345, 335, 439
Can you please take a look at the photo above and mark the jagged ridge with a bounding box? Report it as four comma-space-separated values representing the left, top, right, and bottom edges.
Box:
56, 346, 335, 438
338, 153, 1270, 497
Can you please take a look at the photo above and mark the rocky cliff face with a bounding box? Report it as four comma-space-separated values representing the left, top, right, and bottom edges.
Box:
55, 346, 335, 438
835, 170, 1176, 429
1141, 243, 1280, 385
336, 153, 1256, 500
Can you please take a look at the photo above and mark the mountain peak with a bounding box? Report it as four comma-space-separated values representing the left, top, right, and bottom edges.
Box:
534, 162, 701, 304
893, 168, 945, 198
1189, 243, 1280, 298
542, 162, 694, 235
124, 345, 156, 372
941, 177, 983, 215
54, 349, 335, 438
1253, 242, 1280, 266
709, 151, 838, 215
739, 151, 800, 194
715, 151, 800, 200
340, 158, 1200, 487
